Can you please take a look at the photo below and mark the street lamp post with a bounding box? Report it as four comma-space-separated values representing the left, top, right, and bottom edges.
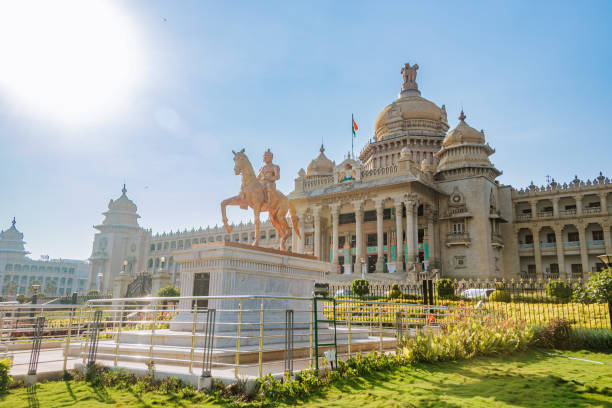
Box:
597, 254, 612, 269
360, 257, 366, 279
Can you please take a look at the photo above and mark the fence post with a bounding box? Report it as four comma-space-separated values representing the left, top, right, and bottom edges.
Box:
27, 316, 45, 383
189, 302, 197, 374
608, 302, 612, 330
201, 309, 216, 378
86, 310, 102, 367
284, 309, 294, 376
347, 302, 352, 356
396, 311, 403, 343
378, 305, 383, 352
62, 306, 75, 372
313, 297, 319, 372
114, 302, 124, 367
309, 299, 314, 368
258, 298, 265, 378
148, 301, 158, 368
235, 299, 242, 379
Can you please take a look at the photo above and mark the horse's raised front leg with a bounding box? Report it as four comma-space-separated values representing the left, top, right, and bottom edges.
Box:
221, 195, 242, 233
252, 207, 261, 247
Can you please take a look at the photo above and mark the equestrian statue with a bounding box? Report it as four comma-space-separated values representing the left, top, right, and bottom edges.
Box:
221, 148, 300, 251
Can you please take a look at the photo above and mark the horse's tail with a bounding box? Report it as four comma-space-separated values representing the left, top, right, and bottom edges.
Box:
289, 201, 301, 240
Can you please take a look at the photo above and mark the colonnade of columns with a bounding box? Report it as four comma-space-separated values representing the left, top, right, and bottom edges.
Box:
518, 222, 612, 279
292, 196, 436, 275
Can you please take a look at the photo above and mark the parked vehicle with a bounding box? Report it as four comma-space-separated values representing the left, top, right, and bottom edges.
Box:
334, 289, 354, 297
460, 288, 495, 299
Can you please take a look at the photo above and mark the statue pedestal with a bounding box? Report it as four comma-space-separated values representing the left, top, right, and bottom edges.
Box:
169, 242, 330, 334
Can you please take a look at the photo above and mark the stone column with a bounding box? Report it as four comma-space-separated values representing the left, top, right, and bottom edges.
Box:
291, 222, 298, 253
331, 205, 340, 271
394, 200, 404, 272
297, 213, 305, 254
313, 206, 321, 260
530, 200, 538, 219
552, 197, 560, 218
578, 223, 589, 276
375, 200, 385, 273
354, 201, 364, 273
533, 227, 543, 279
603, 223, 612, 255
427, 210, 435, 265
600, 192, 608, 215
405, 200, 416, 265
576, 195, 583, 216
413, 204, 419, 262
553, 225, 567, 279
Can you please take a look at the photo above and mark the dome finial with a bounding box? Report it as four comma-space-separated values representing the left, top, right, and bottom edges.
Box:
11, 217, 16, 227
122, 184, 127, 195
320, 144, 325, 153
459, 110, 466, 122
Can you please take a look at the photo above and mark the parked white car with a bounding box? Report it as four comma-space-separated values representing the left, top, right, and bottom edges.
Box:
460, 288, 495, 299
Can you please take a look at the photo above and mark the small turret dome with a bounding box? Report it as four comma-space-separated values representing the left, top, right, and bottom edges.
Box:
307, 145, 335, 176
442, 111, 485, 148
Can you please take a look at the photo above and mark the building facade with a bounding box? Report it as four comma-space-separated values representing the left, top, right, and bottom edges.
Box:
0, 219, 90, 296
88, 186, 288, 292
89, 63, 612, 293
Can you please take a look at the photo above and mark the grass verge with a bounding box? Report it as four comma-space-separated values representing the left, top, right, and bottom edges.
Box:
0, 350, 611, 407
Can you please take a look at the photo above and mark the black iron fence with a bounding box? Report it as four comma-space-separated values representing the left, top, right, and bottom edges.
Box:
329, 279, 612, 329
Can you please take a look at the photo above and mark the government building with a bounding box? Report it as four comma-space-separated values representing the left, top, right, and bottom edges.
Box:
86, 64, 612, 293
0, 219, 90, 296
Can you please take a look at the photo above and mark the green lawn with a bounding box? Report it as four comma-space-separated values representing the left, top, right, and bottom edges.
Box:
1, 350, 611, 407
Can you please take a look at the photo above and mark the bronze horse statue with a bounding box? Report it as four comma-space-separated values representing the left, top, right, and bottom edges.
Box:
221, 149, 300, 251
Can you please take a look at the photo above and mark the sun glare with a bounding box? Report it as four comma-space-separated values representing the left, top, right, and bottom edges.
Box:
0, 0, 143, 124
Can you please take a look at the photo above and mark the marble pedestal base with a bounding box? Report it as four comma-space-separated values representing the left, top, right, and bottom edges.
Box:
169, 242, 330, 333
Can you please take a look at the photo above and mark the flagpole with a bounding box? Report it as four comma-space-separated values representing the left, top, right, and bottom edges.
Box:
351, 114, 354, 159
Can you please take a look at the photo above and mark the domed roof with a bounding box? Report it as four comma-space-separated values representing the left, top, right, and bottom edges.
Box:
0, 218, 23, 241
307, 145, 334, 176
442, 111, 485, 148
374, 89, 444, 138
108, 184, 137, 213
0, 218, 28, 256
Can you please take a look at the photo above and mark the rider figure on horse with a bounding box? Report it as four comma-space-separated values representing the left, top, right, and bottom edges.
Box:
257, 149, 280, 208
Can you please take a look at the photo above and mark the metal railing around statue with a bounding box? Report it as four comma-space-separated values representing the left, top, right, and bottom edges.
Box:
0, 295, 466, 382
2, 286, 606, 384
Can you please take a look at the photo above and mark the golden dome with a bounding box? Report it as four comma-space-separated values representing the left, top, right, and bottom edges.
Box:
374, 89, 446, 141
442, 111, 485, 148
307, 145, 334, 176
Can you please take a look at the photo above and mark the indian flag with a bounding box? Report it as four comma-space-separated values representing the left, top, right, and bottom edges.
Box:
352, 114, 358, 136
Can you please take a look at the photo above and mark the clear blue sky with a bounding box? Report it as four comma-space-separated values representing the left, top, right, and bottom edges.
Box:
0, 0, 611, 260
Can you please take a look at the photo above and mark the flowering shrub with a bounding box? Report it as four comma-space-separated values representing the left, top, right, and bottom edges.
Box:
0, 359, 12, 394
532, 318, 572, 349
580, 269, 612, 303
352, 279, 370, 297
546, 281, 572, 302
400, 314, 533, 364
